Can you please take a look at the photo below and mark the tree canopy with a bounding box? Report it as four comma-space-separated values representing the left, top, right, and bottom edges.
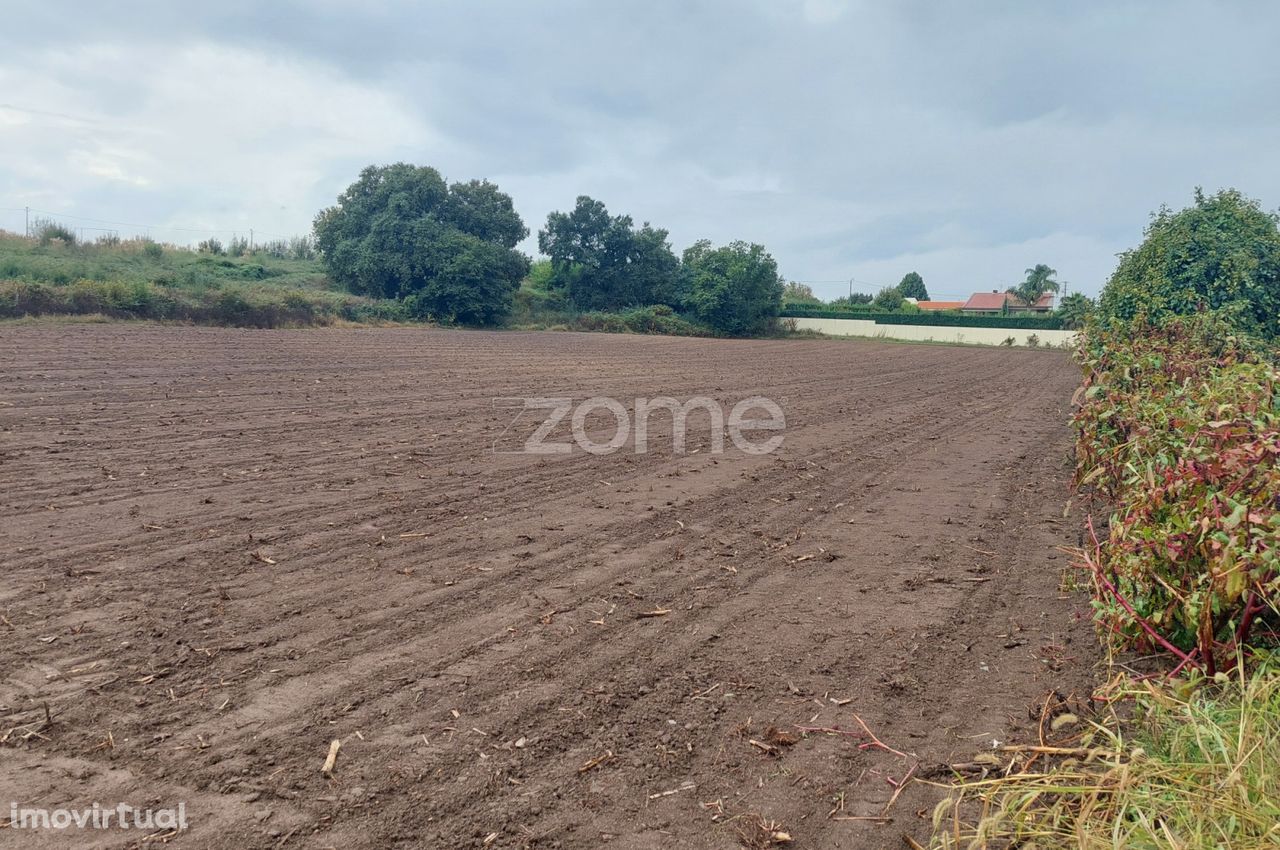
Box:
1056, 292, 1094, 329
313, 163, 529, 324
1007, 264, 1061, 307
537, 196, 680, 310
873, 286, 906, 311
682, 240, 783, 335
782, 281, 822, 304
830, 292, 873, 307
1098, 188, 1280, 337
897, 271, 928, 301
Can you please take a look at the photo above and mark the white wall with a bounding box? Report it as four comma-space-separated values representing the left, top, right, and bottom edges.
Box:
790, 316, 1077, 348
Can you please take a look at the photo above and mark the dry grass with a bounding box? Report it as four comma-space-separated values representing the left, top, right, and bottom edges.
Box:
930, 660, 1280, 849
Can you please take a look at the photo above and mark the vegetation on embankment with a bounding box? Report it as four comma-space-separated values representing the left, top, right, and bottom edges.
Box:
929, 188, 1280, 849
0, 231, 408, 327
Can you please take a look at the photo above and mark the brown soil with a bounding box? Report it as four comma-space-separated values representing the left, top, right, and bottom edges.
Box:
0, 325, 1097, 849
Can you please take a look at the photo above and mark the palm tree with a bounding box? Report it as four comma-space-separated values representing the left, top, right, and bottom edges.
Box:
1056, 292, 1094, 329
1007, 264, 1061, 309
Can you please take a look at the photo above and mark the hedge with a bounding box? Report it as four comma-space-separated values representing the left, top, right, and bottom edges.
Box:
779, 306, 877, 319
873, 312, 1064, 330
779, 306, 1064, 330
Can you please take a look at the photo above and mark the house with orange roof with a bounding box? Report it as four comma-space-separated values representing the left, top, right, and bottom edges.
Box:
914, 300, 966, 312
960, 291, 1054, 315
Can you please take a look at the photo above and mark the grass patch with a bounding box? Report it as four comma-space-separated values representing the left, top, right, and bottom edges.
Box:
931, 663, 1280, 849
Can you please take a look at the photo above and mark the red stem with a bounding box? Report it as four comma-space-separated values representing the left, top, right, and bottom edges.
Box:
1085, 517, 1203, 672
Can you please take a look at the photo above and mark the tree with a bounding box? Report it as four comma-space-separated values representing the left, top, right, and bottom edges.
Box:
627, 223, 683, 308
1008, 264, 1061, 307
1098, 188, 1280, 337
32, 217, 76, 245
782, 282, 822, 304
1056, 292, 1094, 329
537, 196, 679, 310
313, 163, 529, 324
897, 271, 928, 301
525, 258, 555, 291
682, 240, 784, 335
872, 286, 905, 311
830, 292, 873, 308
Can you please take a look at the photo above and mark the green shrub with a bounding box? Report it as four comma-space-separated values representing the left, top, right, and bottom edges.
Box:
682, 239, 783, 336
1074, 313, 1280, 673
1099, 189, 1280, 338
567, 306, 709, 336
777, 306, 876, 319
873, 312, 1064, 329
0, 231, 406, 328
33, 219, 76, 246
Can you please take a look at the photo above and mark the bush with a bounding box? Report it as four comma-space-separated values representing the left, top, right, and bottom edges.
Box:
1073, 313, 1279, 673
33, 219, 76, 246
682, 239, 783, 336
873, 286, 905, 311
0, 229, 400, 328
574, 305, 709, 337
1098, 189, 1280, 338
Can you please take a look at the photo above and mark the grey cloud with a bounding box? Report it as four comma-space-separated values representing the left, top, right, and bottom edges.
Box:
3, 0, 1279, 298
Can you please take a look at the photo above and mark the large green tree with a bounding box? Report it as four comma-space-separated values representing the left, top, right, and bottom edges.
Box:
897, 271, 928, 301
313, 163, 529, 324
1008, 264, 1061, 307
1099, 188, 1280, 337
537, 196, 679, 310
682, 240, 783, 335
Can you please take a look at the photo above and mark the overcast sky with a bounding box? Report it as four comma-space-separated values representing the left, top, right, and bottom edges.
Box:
2, 1, 1278, 300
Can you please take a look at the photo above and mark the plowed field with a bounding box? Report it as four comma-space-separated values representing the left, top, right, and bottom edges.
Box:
0, 325, 1095, 849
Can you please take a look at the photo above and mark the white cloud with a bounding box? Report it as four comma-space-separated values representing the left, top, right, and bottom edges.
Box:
0, 42, 437, 239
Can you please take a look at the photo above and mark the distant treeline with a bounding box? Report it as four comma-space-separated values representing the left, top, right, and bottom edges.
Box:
7, 163, 1093, 335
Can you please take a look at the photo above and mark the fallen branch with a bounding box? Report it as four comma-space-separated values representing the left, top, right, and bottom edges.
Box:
638, 608, 672, 618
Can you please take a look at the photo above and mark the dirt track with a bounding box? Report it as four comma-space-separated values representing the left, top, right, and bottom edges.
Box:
0, 326, 1096, 849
